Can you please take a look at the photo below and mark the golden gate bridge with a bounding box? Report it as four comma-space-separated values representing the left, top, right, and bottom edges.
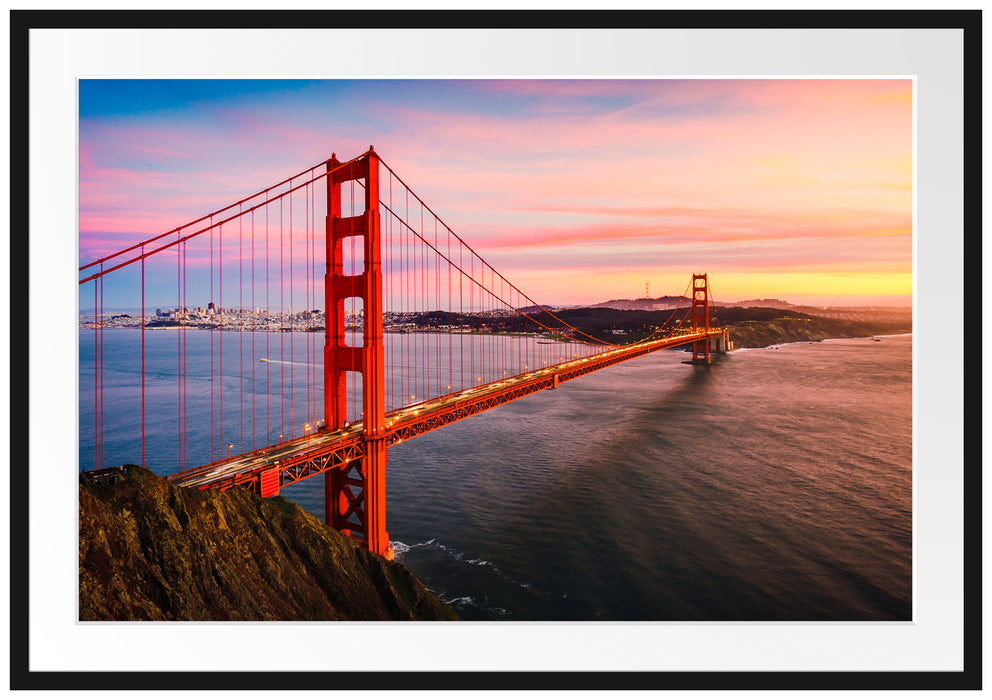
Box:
79, 147, 729, 559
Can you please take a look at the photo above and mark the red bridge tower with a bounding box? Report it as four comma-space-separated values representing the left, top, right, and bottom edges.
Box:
690, 273, 711, 364
323, 148, 392, 559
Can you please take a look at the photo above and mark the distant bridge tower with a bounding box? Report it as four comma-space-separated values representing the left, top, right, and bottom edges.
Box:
690, 273, 710, 364
687, 272, 729, 363
324, 148, 391, 559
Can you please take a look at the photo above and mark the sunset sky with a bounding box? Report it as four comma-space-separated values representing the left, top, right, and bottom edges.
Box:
79, 78, 912, 308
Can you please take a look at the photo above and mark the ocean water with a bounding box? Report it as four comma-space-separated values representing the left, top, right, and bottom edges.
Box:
80, 331, 912, 621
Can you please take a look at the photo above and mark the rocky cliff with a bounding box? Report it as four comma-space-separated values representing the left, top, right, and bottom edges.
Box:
79, 466, 458, 621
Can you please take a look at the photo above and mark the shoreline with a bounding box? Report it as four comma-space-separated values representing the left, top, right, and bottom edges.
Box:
728, 331, 912, 353
79, 323, 913, 353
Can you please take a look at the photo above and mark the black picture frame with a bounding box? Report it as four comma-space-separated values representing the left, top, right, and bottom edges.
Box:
9, 8, 981, 692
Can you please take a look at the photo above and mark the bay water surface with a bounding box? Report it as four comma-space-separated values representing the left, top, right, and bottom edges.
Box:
80, 330, 912, 621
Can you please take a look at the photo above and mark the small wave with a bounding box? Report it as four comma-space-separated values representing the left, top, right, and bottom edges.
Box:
429, 542, 495, 569
390, 540, 412, 556
443, 595, 475, 607
391, 537, 485, 561
392, 536, 542, 591
441, 595, 512, 619
389, 538, 438, 557
393, 537, 551, 617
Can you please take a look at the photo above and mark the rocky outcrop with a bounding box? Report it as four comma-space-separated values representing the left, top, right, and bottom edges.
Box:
79, 466, 458, 621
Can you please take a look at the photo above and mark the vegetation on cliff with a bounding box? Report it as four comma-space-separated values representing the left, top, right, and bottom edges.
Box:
79, 466, 458, 621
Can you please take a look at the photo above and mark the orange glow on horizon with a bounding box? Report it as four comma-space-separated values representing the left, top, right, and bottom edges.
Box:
506, 269, 911, 308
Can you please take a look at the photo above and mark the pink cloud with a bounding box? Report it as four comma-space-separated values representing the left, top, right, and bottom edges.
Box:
80, 79, 912, 306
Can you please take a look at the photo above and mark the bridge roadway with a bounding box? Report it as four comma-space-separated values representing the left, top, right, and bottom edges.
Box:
168, 328, 726, 494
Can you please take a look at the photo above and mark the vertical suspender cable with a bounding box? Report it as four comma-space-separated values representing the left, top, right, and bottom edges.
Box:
219, 222, 224, 458
313, 181, 317, 428
290, 185, 294, 436
470, 255, 474, 387
308, 182, 314, 429
280, 197, 284, 440
354, 180, 358, 421
141, 250, 145, 466
183, 240, 188, 470
99, 271, 104, 469
266, 200, 270, 445
93, 277, 98, 470
315, 184, 319, 425
176, 233, 181, 472
459, 243, 463, 392
305, 183, 310, 429
251, 209, 258, 450
487, 265, 490, 379
251, 208, 256, 450
239, 207, 244, 453
435, 217, 440, 398
447, 224, 452, 395
404, 188, 409, 404
314, 183, 319, 427
311, 182, 316, 429
210, 217, 214, 462
421, 204, 425, 401
386, 174, 391, 411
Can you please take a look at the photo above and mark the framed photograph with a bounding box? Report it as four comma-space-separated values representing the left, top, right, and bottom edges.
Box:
10, 8, 979, 693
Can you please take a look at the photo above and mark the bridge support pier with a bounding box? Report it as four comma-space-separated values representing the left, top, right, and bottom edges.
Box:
363, 438, 390, 558
711, 329, 730, 354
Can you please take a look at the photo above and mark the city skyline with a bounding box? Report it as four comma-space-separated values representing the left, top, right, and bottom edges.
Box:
79, 78, 912, 308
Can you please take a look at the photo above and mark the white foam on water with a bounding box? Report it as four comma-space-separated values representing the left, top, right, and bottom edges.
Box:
443, 596, 475, 607
393, 536, 545, 614
390, 540, 412, 556
389, 538, 439, 557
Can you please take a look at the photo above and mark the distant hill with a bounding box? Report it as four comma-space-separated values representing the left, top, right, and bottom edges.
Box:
587, 295, 690, 311
727, 298, 795, 309
520, 296, 784, 314
517, 295, 910, 327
